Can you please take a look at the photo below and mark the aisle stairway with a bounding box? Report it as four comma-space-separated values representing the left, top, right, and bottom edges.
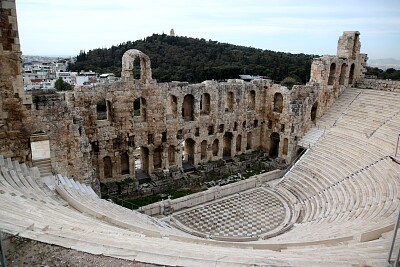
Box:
32, 158, 52, 178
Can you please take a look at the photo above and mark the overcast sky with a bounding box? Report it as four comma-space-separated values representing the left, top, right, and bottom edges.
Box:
16, 0, 400, 60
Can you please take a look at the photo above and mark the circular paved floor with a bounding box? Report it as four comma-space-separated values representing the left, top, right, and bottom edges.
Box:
172, 187, 287, 239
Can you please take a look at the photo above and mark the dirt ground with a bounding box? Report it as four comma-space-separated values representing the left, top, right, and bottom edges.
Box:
2, 234, 160, 267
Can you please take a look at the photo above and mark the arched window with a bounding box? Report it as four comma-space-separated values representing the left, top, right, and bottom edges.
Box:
121, 49, 152, 83
168, 95, 178, 115
328, 63, 336, 85
182, 94, 195, 121
273, 93, 283, 113
133, 97, 146, 119
200, 93, 210, 115
339, 63, 347, 85
96, 99, 107, 120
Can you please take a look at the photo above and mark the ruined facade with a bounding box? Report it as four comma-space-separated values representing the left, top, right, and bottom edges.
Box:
0, 0, 368, 191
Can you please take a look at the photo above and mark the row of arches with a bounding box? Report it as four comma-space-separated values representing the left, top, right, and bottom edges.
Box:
328, 62, 355, 86
100, 131, 288, 180
96, 90, 258, 121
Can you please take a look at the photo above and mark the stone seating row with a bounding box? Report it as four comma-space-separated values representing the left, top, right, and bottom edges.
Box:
55, 175, 189, 238
1, 188, 395, 267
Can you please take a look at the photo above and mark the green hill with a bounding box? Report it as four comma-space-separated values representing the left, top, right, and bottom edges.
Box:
67, 33, 317, 84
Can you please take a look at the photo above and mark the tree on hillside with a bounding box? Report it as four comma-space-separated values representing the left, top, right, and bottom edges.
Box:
67, 34, 317, 83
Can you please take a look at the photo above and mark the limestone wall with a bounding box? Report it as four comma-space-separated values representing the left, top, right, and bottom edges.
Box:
358, 78, 400, 92
0, 0, 32, 162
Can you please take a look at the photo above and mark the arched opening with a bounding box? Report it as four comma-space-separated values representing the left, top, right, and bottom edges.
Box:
168, 95, 178, 115
236, 134, 242, 152
248, 90, 256, 110
226, 91, 234, 112
121, 49, 152, 83
133, 97, 146, 119
242, 121, 246, 129
96, 99, 107, 120
223, 132, 233, 158
153, 147, 162, 170
168, 145, 176, 165
283, 138, 288, 155
135, 147, 150, 180
182, 94, 195, 121
328, 63, 336, 85
183, 138, 195, 165
200, 140, 207, 160
273, 93, 283, 113
212, 139, 219, 156
103, 156, 112, 179
311, 102, 318, 122
200, 93, 210, 115
269, 132, 280, 157
339, 63, 347, 85
246, 132, 252, 150
348, 63, 355, 85
120, 152, 129, 175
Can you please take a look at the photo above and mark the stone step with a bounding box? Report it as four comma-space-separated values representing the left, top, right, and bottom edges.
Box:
32, 157, 52, 178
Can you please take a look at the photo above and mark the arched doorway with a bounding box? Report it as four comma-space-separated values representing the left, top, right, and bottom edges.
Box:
183, 138, 195, 165
223, 132, 233, 158
120, 152, 129, 175
134, 147, 150, 181
269, 132, 280, 157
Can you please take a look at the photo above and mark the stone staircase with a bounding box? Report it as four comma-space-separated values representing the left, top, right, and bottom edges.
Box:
32, 158, 52, 177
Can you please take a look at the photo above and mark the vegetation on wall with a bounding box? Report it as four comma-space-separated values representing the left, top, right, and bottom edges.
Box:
67, 34, 317, 83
